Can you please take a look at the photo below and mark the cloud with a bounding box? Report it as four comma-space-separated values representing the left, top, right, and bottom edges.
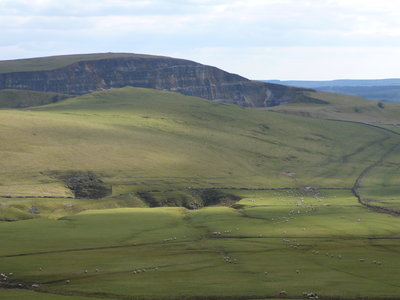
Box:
2, 0, 400, 45
0, 0, 155, 16
1, 0, 400, 79
186, 46, 400, 80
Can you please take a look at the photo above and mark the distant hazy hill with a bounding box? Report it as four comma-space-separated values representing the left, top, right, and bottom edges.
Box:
265, 79, 400, 103
0, 53, 313, 107
267, 79, 400, 88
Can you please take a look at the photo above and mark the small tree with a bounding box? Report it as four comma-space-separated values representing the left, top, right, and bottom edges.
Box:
378, 102, 385, 109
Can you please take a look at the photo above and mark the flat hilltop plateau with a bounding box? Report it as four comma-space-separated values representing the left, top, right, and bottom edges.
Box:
1, 54, 400, 300
0, 53, 310, 107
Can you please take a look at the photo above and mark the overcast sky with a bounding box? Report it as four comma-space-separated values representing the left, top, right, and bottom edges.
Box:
1, 0, 400, 80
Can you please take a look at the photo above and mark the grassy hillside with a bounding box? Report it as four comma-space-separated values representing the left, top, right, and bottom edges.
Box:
267, 90, 400, 214
357, 143, 400, 211
0, 89, 71, 108
0, 53, 167, 73
315, 85, 400, 103
1, 86, 400, 299
0, 87, 396, 200
268, 90, 400, 124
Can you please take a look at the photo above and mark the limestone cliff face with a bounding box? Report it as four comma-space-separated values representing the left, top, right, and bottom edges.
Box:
0, 55, 309, 107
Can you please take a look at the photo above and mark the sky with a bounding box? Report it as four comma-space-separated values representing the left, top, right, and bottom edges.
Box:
1, 0, 400, 80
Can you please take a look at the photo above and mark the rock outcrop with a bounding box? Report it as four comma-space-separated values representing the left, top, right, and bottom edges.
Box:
0, 53, 311, 107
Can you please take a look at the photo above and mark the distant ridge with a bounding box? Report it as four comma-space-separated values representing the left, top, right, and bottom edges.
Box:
265, 79, 400, 103
0, 53, 312, 107
266, 78, 400, 88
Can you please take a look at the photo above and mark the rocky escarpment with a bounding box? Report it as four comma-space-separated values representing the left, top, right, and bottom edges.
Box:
0, 53, 311, 107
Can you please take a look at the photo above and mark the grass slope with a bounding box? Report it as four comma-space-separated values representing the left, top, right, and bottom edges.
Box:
315, 85, 400, 103
0, 53, 171, 73
358, 143, 400, 211
0, 290, 94, 300
0, 89, 71, 108
267, 90, 400, 213
0, 87, 397, 201
268, 90, 400, 125
1, 86, 400, 299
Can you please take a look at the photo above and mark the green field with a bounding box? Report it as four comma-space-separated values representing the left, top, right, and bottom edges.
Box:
1, 190, 400, 299
0, 289, 94, 300
1, 86, 400, 299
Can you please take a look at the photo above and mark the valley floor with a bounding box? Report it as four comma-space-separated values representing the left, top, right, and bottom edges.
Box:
1, 189, 400, 299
